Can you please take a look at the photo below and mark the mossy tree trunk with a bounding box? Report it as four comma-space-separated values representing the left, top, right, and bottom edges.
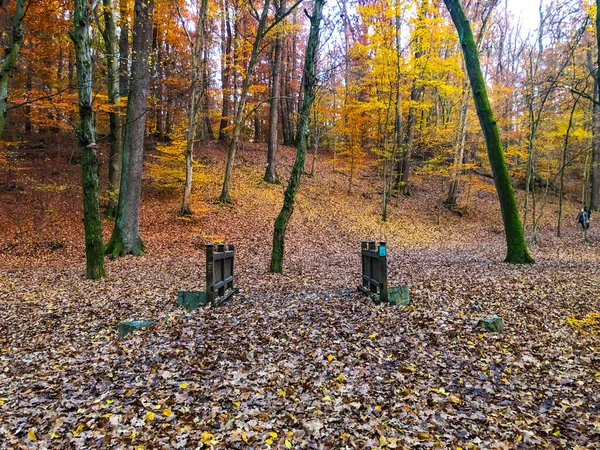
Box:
0, 0, 26, 138
71, 0, 106, 279
443, 0, 533, 264
105, 0, 154, 257
270, 0, 325, 273
99, 0, 123, 219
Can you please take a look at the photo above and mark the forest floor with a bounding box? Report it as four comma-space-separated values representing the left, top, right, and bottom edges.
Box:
0, 139, 599, 449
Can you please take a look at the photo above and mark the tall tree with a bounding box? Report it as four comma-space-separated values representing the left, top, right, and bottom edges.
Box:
0, 0, 27, 138
443, 0, 533, 264
270, 0, 325, 273
592, 0, 600, 209
264, 0, 285, 184
70, 0, 106, 279
98, 0, 123, 218
105, 0, 154, 257
180, 0, 209, 216
218, 0, 233, 142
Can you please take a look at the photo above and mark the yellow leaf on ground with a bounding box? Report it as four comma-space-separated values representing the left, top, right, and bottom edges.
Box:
268, 431, 278, 438
265, 438, 273, 444
27, 430, 37, 441
145, 411, 155, 421
163, 408, 173, 417
327, 354, 333, 361
179, 383, 188, 389
71, 424, 84, 436
285, 439, 293, 448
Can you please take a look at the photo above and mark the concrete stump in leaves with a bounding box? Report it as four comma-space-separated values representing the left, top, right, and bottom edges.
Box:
477, 315, 504, 333
118, 320, 155, 338
177, 290, 207, 311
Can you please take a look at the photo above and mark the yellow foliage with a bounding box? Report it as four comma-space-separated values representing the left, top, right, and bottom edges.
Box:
567, 313, 600, 335
146, 130, 207, 191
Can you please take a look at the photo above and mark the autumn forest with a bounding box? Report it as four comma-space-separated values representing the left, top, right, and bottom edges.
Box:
1, 0, 600, 448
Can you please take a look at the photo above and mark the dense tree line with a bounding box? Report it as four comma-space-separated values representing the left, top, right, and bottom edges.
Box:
1, 0, 598, 276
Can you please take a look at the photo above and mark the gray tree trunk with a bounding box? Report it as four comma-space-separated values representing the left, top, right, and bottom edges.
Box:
118, 0, 129, 97
106, 0, 154, 257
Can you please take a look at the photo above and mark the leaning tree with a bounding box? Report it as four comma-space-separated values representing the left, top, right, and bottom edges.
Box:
442, 0, 533, 264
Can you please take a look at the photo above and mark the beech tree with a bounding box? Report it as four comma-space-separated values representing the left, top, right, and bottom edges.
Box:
270, 0, 325, 273
443, 0, 533, 264
0, 0, 27, 138
70, 0, 105, 279
105, 0, 154, 257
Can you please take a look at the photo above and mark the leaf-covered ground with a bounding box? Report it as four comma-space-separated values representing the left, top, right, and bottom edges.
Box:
1, 142, 599, 449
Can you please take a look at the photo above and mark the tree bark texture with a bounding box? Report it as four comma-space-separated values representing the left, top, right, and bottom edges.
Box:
71, 0, 106, 279
106, 0, 154, 257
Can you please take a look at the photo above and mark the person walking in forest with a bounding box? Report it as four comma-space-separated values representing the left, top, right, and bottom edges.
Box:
577, 208, 590, 230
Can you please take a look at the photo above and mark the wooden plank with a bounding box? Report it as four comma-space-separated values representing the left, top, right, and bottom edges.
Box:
213, 251, 234, 261
214, 276, 234, 290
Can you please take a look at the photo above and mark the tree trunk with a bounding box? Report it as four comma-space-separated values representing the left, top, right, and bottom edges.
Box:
218, 2, 232, 142
270, 0, 325, 273
265, 0, 285, 184
557, 96, 580, 237
70, 0, 106, 279
443, 0, 533, 264
118, 0, 129, 97
100, 0, 123, 219
592, 2, 600, 209
0, 0, 26, 138
105, 0, 154, 257
219, 0, 272, 203
180, 0, 208, 216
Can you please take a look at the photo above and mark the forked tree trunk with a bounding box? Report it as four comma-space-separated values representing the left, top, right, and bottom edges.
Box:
0, 0, 26, 138
265, 0, 285, 184
219, 0, 272, 203
105, 0, 154, 257
181, 0, 208, 216
100, 0, 123, 218
270, 0, 325, 273
443, 0, 533, 264
70, 0, 106, 279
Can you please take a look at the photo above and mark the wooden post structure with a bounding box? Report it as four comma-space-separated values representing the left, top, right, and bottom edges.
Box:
379, 241, 388, 303
359, 240, 389, 303
206, 243, 215, 303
